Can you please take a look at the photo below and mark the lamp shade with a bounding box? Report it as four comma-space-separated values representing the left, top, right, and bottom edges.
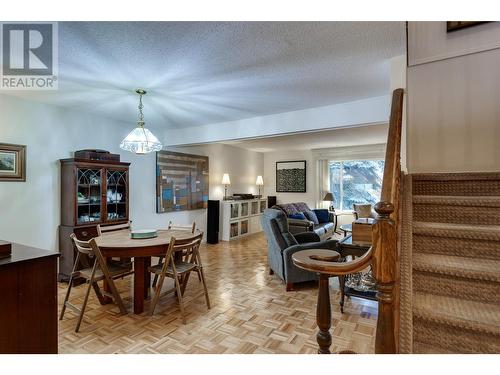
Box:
221, 173, 231, 185
256, 175, 264, 186
120, 126, 163, 154
322, 192, 334, 202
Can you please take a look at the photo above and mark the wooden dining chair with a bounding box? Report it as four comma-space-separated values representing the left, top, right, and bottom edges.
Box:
60, 234, 129, 332
97, 221, 132, 236
168, 221, 196, 233
152, 221, 197, 287
149, 231, 210, 323
97, 221, 134, 269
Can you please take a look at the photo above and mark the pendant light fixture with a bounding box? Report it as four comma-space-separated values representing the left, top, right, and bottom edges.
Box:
120, 89, 163, 154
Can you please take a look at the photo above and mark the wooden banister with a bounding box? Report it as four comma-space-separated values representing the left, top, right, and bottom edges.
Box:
291, 88, 405, 355
372, 88, 405, 354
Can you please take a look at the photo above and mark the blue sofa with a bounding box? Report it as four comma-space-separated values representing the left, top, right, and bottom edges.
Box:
261, 208, 339, 291
271, 202, 337, 241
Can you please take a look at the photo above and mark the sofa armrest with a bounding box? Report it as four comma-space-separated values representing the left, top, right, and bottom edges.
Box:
283, 239, 339, 258
294, 231, 321, 244
288, 218, 314, 228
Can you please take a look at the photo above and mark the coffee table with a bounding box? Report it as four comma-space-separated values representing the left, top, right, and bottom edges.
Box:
339, 223, 352, 237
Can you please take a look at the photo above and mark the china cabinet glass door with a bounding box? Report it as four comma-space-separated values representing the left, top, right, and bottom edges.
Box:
76, 168, 102, 224
106, 169, 127, 221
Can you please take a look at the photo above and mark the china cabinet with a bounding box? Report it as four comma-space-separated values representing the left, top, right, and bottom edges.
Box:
58, 158, 130, 281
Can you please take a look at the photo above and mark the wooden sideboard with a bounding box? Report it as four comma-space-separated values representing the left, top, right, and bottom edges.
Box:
0, 242, 59, 353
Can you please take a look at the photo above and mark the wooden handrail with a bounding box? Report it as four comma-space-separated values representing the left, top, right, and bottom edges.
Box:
293, 246, 374, 276
372, 88, 405, 354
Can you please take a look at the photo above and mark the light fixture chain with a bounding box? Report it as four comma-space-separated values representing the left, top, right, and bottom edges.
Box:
138, 92, 145, 123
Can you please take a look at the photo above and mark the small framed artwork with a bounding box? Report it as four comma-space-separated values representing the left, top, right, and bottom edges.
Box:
276, 160, 306, 193
446, 21, 489, 33
0, 143, 26, 181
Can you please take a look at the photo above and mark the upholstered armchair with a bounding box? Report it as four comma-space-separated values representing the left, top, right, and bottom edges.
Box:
261, 208, 339, 291
353, 203, 377, 220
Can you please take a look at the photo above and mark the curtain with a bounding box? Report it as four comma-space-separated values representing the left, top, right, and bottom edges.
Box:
316, 159, 330, 209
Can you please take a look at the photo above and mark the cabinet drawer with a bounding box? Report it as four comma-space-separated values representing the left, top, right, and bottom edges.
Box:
74, 225, 99, 240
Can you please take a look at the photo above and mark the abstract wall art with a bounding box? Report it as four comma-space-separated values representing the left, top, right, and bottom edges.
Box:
156, 151, 209, 213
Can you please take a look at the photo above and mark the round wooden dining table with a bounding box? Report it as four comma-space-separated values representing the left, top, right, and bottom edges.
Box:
94, 229, 196, 314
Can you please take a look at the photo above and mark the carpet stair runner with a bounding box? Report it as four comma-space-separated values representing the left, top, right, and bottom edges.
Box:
408, 173, 500, 353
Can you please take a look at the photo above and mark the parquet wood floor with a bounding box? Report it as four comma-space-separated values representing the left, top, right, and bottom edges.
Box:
58, 233, 377, 354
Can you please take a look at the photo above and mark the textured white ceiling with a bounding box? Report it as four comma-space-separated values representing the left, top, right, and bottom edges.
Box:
6, 22, 405, 129
223, 123, 390, 152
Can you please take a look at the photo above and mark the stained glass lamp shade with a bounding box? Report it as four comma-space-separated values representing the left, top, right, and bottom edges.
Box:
120, 125, 162, 154
120, 89, 162, 154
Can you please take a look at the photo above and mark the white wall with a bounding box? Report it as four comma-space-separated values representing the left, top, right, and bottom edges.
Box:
263, 150, 316, 208
174, 143, 264, 201
164, 95, 390, 146
0, 95, 264, 250
407, 22, 500, 173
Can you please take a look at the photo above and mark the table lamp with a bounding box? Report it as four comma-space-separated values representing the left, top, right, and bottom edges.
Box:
222, 173, 231, 200
323, 192, 335, 211
256, 175, 264, 197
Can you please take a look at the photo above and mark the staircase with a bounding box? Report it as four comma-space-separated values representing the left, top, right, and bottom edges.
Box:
402, 172, 500, 353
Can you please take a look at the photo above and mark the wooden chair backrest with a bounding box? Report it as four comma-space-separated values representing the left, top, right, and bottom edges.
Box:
70, 233, 108, 270
168, 221, 196, 234
97, 221, 131, 236
162, 231, 203, 269
70, 233, 94, 256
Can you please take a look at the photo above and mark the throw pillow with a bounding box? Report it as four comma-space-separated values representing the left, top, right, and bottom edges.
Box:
313, 209, 330, 224
278, 203, 300, 216
293, 202, 310, 212
288, 213, 306, 220
303, 210, 319, 225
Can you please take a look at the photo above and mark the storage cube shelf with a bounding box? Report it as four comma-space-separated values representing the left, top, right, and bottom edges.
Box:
221, 198, 267, 241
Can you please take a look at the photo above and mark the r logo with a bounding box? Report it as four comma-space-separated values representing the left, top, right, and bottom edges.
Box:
2, 23, 53, 76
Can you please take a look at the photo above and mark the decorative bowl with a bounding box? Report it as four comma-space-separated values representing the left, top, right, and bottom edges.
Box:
130, 229, 158, 239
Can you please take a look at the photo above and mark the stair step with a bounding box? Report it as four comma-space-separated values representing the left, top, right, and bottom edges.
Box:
412, 195, 500, 225
413, 222, 500, 241
413, 317, 500, 353
412, 172, 500, 196
413, 292, 500, 335
413, 254, 500, 303
412, 293, 500, 353
413, 232, 499, 259
413, 195, 500, 207
412, 341, 455, 354
413, 253, 500, 283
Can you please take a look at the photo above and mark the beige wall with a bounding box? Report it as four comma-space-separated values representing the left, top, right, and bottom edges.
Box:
407, 22, 500, 173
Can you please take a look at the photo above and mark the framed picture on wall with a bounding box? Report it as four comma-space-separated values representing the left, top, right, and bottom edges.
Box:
156, 150, 209, 213
446, 21, 489, 33
276, 160, 306, 193
0, 143, 26, 182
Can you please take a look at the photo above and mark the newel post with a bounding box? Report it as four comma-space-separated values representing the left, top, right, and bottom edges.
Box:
372, 201, 397, 354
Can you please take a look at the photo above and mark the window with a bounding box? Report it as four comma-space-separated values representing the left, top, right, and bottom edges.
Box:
328, 160, 384, 210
